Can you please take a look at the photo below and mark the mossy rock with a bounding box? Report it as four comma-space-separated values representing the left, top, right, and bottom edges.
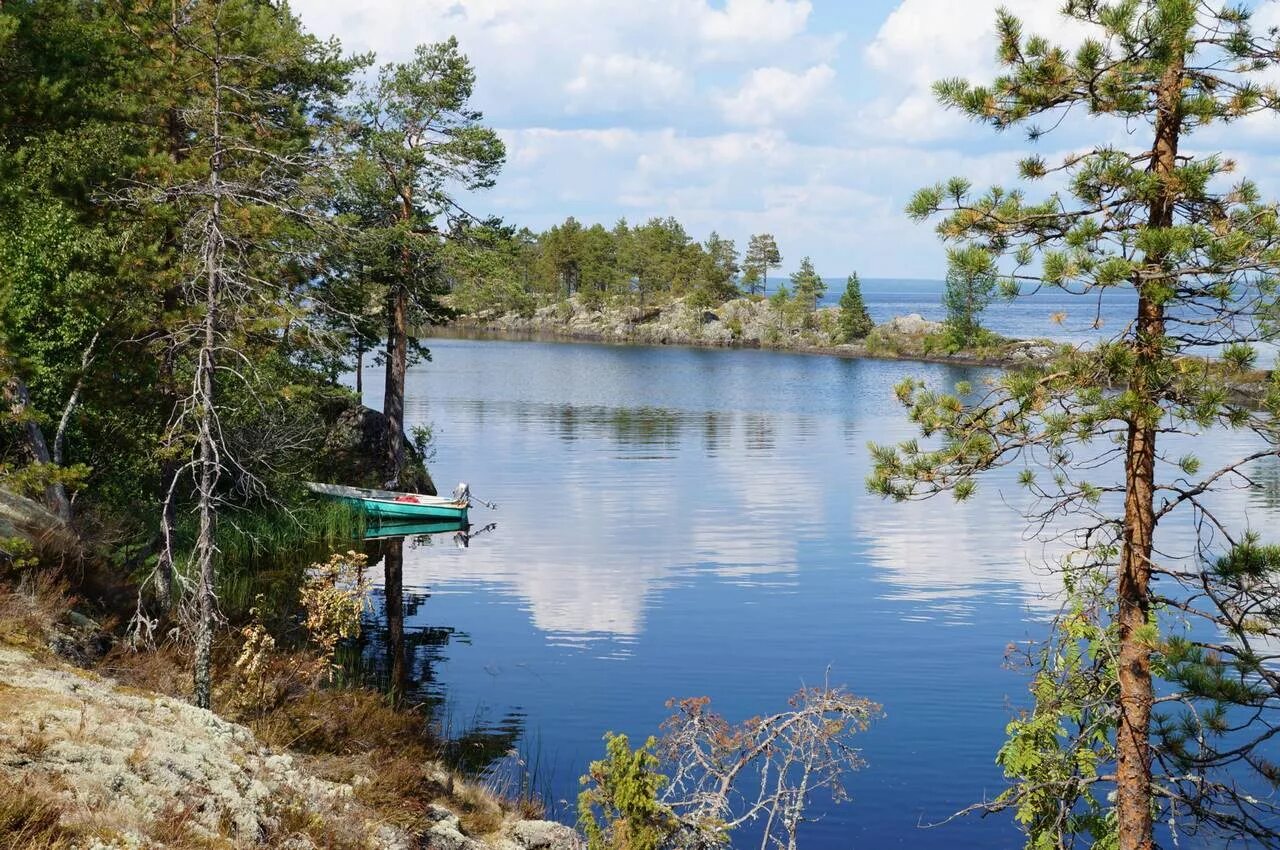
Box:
316, 405, 436, 495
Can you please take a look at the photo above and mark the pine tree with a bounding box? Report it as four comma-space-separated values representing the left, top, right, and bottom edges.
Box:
789, 256, 826, 310
872, 4, 1280, 848
342, 39, 504, 489
743, 233, 781, 295
941, 245, 999, 347
837, 273, 873, 342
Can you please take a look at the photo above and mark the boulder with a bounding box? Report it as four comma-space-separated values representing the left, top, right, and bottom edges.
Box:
878, 313, 942, 337
0, 487, 80, 563
509, 820, 584, 850
317, 404, 436, 495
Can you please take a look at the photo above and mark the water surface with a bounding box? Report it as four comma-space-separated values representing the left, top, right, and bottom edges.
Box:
356, 336, 1277, 849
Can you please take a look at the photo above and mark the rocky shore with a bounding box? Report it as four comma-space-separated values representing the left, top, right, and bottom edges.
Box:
0, 637, 582, 850
447, 295, 1059, 369
0, 488, 581, 850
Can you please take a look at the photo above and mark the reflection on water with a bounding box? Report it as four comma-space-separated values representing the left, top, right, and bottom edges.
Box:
350, 337, 1280, 848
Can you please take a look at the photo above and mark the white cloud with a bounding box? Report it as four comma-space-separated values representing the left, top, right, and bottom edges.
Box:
565, 54, 689, 110
861, 0, 1093, 144
699, 0, 813, 45
291, 0, 825, 125
718, 64, 836, 127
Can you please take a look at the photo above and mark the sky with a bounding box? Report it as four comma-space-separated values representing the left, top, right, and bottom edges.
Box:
288, 0, 1280, 279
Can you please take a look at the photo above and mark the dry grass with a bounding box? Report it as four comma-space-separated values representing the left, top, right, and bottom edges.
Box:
0, 570, 71, 658
262, 791, 375, 850
96, 639, 190, 699
0, 553, 536, 849
0, 776, 103, 849
452, 780, 509, 836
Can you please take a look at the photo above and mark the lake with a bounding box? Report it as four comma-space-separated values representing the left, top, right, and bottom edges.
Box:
355, 333, 1279, 849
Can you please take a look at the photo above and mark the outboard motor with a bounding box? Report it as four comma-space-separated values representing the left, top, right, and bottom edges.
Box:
452, 481, 471, 505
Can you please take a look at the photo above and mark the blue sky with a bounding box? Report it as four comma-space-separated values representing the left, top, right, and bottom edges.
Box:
290, 0, 1280, 279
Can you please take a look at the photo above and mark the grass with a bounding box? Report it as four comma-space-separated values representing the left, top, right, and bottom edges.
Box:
1, 505, 544, 849
0, 777, 105, 849
166, 499, 364, 617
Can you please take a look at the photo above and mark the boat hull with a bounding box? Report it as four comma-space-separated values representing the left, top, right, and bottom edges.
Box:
362, 518, 469, 539
305, 482, 469, 522
338, 496, 468, 521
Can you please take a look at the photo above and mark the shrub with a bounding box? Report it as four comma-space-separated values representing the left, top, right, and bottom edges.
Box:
578, 733, 676, 850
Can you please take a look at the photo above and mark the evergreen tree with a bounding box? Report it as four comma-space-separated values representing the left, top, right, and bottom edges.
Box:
873, 4, 1280, 849
341, 38, 504, 489
789, 256, 826, 310
837, 273, 873, 342
540, 216, 585, 298
743, 233, 781, 295
695, 230, 740, 306
941, 245, 998, 347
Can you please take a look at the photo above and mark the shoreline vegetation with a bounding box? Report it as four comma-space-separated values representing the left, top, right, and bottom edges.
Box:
441, 295, 1276, 405
443, 293, 1059, 369
6, 1, 1280, 849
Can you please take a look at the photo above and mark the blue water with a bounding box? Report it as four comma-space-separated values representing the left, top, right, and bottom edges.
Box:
356, 334, 1279, 849
848, 278, 1138, 346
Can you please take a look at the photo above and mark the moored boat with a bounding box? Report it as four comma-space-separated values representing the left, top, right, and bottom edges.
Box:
361, 518, 470, 540
306, 481, 469, 521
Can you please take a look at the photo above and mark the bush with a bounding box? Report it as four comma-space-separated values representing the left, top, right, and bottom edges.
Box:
578, 733, 677, 850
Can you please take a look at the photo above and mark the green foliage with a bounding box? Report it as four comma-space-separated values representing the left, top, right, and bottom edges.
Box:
742, 233, 782, 295
789, 256, 826, 311
332, 36, 504, 366
995, 568, 1119, 849
447, 215, 747, 315
578, 733, 677, 850
884, 2, 1280, 845
837, 273, 874, 342
942, 245, 999, 347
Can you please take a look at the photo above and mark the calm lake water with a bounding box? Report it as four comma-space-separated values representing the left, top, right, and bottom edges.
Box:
355, 330, 1279, 849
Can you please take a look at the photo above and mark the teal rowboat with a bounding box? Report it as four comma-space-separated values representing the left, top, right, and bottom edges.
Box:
361, 518, 469, 540
306, 482, 469, 521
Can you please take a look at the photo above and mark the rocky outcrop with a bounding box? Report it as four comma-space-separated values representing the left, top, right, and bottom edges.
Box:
877, 312, 942, 337
450, 296, 1042, 368
0, 487, 79, 563
0, 643, 587, 850
422, 805, 583, 850
317, 404, 436, 495
0, 643, 413, 848
455, 296, 846, 352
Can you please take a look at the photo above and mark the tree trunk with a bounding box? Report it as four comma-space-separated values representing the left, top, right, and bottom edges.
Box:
193, 25, 226, 712
383, 191, 412, 489
355, 342, 364, 396
383, 281, 407, 489
384, 537, 407, 705
1115, 56, 1182, 850
2, 374, 71, 522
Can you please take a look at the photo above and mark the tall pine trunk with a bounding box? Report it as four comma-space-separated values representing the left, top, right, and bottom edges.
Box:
383, 281, 407, 488
1115, 55, 1182, 850
355, 342, 363, 396
384, 538, 407, 705
192, 21, 226, 711
383, 192, 412, 489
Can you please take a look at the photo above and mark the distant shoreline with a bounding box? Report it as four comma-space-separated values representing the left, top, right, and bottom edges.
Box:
436, 297, 1271, 406
435, 294, 1053, 370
